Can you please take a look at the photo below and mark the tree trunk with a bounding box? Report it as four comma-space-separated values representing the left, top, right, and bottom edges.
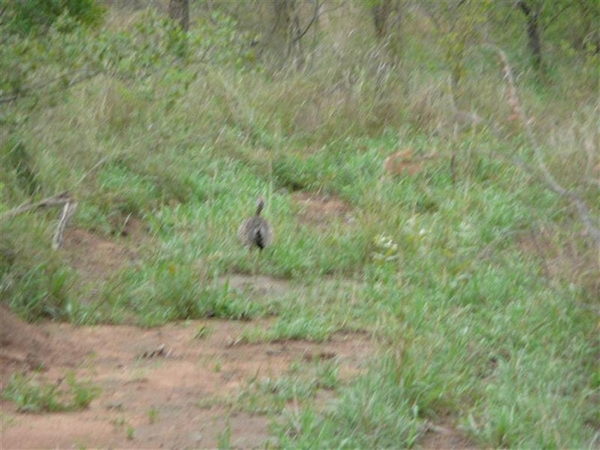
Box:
270, 0, 305, 69
371, 0, 392, 39
370, 0, 402, 64
168, 0, 189, 32
573, 0, 600, 55
517, 0, 542, 71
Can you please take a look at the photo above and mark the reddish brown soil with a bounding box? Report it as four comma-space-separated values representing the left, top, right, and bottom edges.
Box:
62, 226, 140, 283
383, 148, 441, 178
0, 305, 87, 389
293, 192, 355, 227
1, 318, 371, 449
421, 422, 477, 450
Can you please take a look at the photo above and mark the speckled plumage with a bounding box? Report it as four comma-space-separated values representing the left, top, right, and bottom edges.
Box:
238, 197, 273, 250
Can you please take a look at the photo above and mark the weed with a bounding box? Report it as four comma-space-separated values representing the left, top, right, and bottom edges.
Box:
197, 395, 231, 410
148, 407, 159, 424
235, 374, 317, 415
217, 424, 231, 450
126, 425, 135, 440
67, 372, 100, 410
2, 372, 100, 413
315, 359, 340, 391
234, 358, 342, 417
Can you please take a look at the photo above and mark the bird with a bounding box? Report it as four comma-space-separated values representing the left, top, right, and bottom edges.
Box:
238, 197, 273, 251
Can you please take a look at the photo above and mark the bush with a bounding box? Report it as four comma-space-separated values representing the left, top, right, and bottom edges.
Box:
3, 0, 105, 35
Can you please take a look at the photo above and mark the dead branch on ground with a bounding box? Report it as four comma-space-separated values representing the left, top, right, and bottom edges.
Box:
52, 200, 78, 250
1, 192, 77, 250
1, 192, 71, 219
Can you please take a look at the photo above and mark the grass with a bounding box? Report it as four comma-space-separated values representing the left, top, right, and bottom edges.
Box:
233, 358, 341, 416
2, 372, 100, 413
1, 2, 598, 448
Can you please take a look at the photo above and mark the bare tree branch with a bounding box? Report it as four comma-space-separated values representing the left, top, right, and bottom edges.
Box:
292, 0, 320, 44
319, 1, 345, 16
489, 45, 600, 244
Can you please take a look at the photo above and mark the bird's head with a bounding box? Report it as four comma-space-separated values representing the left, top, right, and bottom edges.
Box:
256, 197, 265, 215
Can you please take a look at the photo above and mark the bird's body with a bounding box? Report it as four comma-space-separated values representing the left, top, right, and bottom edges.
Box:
238, 197, 273, 251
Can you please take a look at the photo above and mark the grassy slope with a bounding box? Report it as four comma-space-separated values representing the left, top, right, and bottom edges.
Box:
1, 4, 598, 448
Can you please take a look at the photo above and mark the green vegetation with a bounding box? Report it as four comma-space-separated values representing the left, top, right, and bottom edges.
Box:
2, 372, 100, 413
0, 1, 598, 448
147, 406, 159, 424
234, 358, 340, 415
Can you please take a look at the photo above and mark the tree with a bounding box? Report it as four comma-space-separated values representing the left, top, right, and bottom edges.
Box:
418, 0, 488, 95
572, 0, 599, 56
516, 0, 543, 71
264, 0, 322, 69
168, 0, 189, 32
369, 0, 403, 64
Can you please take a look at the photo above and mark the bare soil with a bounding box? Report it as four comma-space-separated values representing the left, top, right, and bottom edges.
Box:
292, 191, 355, 227
1, 197, 475, 449
1, 315, 371, 449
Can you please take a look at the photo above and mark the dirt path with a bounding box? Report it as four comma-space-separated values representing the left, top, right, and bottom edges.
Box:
1, 317, 372, 449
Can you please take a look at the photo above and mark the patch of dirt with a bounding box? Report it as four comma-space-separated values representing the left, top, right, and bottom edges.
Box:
223, 274, 291, 299
293, 192, 355, 227
63, 227, 140, 282
420, 422, 477, 450
0, 305, 88, 389
1, 319, 372, 449
383, 148, 440, 177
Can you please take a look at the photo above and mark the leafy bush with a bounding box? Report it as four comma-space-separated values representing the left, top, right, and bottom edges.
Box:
3, 0, 105, 35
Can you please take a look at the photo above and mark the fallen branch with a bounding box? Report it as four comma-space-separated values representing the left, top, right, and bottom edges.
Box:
52, 200, 78, 250
1, 192, 77, 250
1, 192, 72, 220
